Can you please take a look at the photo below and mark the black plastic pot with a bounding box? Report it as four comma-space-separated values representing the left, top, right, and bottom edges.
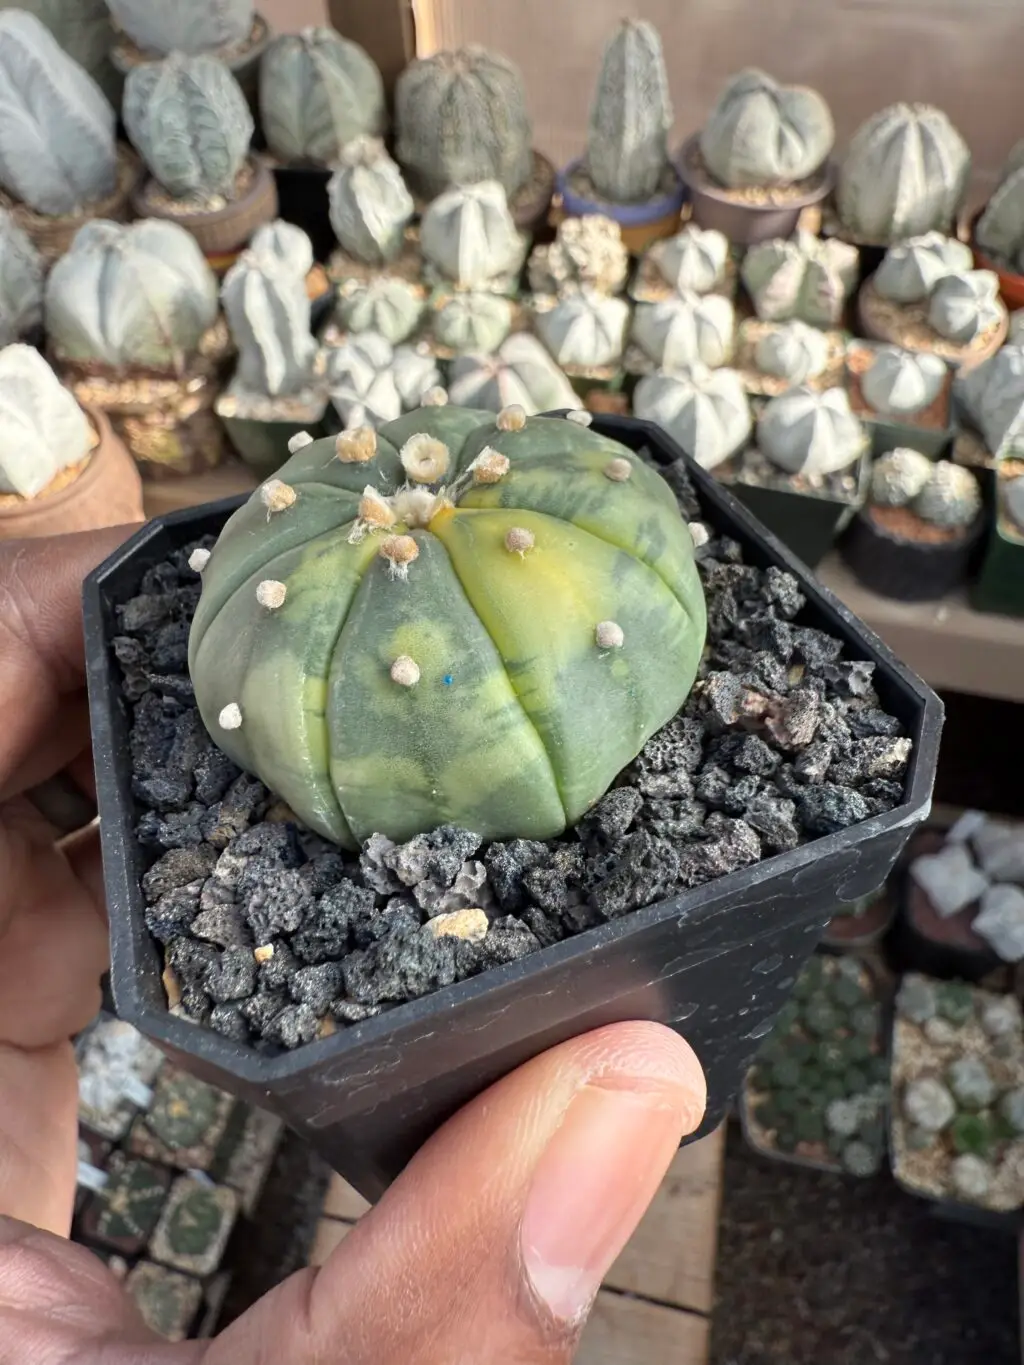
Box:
83, 414, 942, 1200
839, 508, 988, 603
218, 407, 331, 480
972, 484, 1024, 618
271, 166, 335, 264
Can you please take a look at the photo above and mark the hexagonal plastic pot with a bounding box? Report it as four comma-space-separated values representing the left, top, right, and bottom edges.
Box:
83, 413, 943, 1201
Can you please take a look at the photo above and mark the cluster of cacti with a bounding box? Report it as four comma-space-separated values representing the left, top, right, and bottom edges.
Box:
956, 343, 1024, 459
187, 404, 707, 846
528, 215, 628, 297
699, 69, 834, 189
975, 143, 1024, 274
447, 333, 578, 414
584, 19, 672, 204
860, 346, 947, 418
0, 343, 93, 496
0, 209, 43, 344
754, 321, 830, 384
339, 277, 424, 347
105, 0, 253, 56
433, 292, 513, 355
534, 288, 631, 371
873, 233, 974, 305
326, 333, 440, 431
741, 231, 858, 328
758, 386, 869, 477
630, 292, 735, 370
327, 138, 414, 267
926, 270, 1003, 345
648, 224, 729, 296
633, 365, 753, 470
871, 451, 982, 529
420, 181, 524, 292
221, 246, 318, 398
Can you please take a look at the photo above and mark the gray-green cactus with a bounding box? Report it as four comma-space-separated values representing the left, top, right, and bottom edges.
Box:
327, 334, 440, 431
648, 224, 729, 295
250, 220, 313, 280
327, 138, 414, 267
754, 321, 830, 384
975, 142, 1024, 273
1007, 474, 1024, 533
447, 332, 578, 414
3, 0, 118, 102
758, 386, 868, 476
420, 181, 523, 291
927, 270, 1003, 344
433, 292, 512, 355
0, 209, 42, 344
741, 231, 858, 328
105, 0, 252, 56
585, 19, 672, 204
534, 289, 630, 370
633, 364, 753, 470
912, 460, 982, 529
46, 219, 219, 371
947, 1055, 997, 1110
896, 974, 938, 1023
0, 9, 117, 216
861, 346, 947, 417
956, 343, 1024, 459
870, 448, 934, 507
950, 1153, 992, 1202
339, 277, 423, 346
123, 53, 253, 201
630, 292, 735, 370
221, 249, 317, 397
837, 103, 971, 245
527, 215, 628, 297
902, 1076, 955, 1132
259, 27, 386, 167
0, 343, 93, 497
699, 68, 834, 189
873, 232, 975, 304
394, 46, 533, 200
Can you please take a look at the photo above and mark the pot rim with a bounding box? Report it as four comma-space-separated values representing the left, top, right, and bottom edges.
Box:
675, 134, 835, 214
0, 403, 125, 523
556, 157, 687, 227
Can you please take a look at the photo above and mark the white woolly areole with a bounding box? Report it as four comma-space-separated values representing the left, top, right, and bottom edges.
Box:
497, 403, 527, 432
188, 548, 211, 573
688, 521, 710, 547
218, 703, 243, 731
379, 534, 419, 578
595, 620, 625, 649
505, 526, 535, 555
358, 486, 396, 527
390, 655, 421, 686
288, 430, 315, 453
400, 432, 451, 483
391, 486, 444, 527
470, 447, 510, 483
336, 427, 377, 463
566, 408, 593, 426
604, 457, 632, 482
422, 385, 449, 406
260, 479, 296, 513
256, 579, 287, 609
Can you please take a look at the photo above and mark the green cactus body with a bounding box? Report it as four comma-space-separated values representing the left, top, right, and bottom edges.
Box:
861, 347, 947, 418
327, 138, 414, 267
95, 1158, 169, 1243
222, 249, 317, 397
976, 145, 1024, 273
956, 343, 1024, 460
0, 210, 43, 345
699, 68, 834, 190
106, 0, 252, 56
339, 278, 424, 347
585, 20, 672, 204
741, 231, 858, 328
873, 232, 974, 305
754, 321, 830, 384
0, 344, 93, 496
447, 333, 579, 415
633, 365, 752, 471
433, 293, 512, 355
630, 292, 735, 370
188, 407, 707, 847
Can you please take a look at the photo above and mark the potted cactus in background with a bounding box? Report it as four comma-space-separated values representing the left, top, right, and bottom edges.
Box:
426, 291, 517, 362
953, 343, 1024, 482
625, 290, 736, 376
741, 231, 858, 329
845, 343, 954, 458
326, 137, 417, 286
330, 276, 425, 349
0, 209, 43, 347
532, 287, 631, 395
680, 69, 836, 246
325, 332, 440, 432
2, 0, 119, 102
249, 217, 334, 324
420, 180, 528, 297
447, 332, 578, 413
528, 215, 630, 299
973, 143, 1024, 310
972, 467, 1024, 618
630, 222, 735, 303
633, 364, 753, 471
558, 20, 685, 253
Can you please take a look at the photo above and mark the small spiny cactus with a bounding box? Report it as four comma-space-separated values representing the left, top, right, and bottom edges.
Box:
927, 270, 1003, 345
249, 219, 314, 280
873, 232, 975, 304
447, 332, 578, 414
585, 19, 672, 204
105, 0, 252, 56
758, 386, 868, 476
976, 143, 1024, 274
339, 277, 423, 346
420, 181, 523, 291
534, 289, 630, 370
433, 292, 512, 355
633, 364, 753, 470
861, 346, 948, 417
741, 231, 858, 328
0, 343, 92, 496
221, 248, 318, 397
327, 138, 414, 267
630, 292, 735, 370
0, 209, 43, 345
528, 215, 628, 297
699, 68, 834, 189
912, 460, 982, 529
956, 343, 1024, 459
648, 224, 728, 295
870, 448, 934, 506
754, 321, 830, 384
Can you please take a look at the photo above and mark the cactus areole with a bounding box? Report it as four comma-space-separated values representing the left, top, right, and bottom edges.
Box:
188, 405, 707, 847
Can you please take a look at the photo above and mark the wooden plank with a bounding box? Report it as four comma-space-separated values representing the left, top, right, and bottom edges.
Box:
309, 1217, 355, 1267
142, 463, 258, 520
326, 0, 416, 96
323, 1174, 371, 1223
575, 1290, 709, 1365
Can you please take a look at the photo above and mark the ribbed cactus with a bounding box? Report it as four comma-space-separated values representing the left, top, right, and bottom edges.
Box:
1005, 474, 1024, 532
758, 386, 868, 476
339, 277, 423, 346
633, 365, 753, 470
328, 334, 440, 431
0, 209, 43, 345
46, 219, 219, 371
861, 346, 947, 417
420, 181, 524, 290
913, 461, 982, 528
123, 53, 253, 201
433, 293, 513, 354
250, 220, 314, 280
221, 249, 318, 397
4, 0, 118, 102
259, 28, 386, 167
585, 20, 672, 204
528, 215, 628, 297
837, 104, 971, 244
104, 0, 252, 56
870, 447, 934, 506
754, 321, 830, 384
741, 231, 858, 328
699, 68, 834, 189
0, 343, 92, 497
0, 10, 117, 216
630, 292, 735, 370
956, 344, 1024, 459
447, 333, 578, 414
327, 138, 414, 267
976, 143, 1024, 273
873, 232, 975, 304
535, 290, 630, 370
394, 46, 533, 200
189, 405, 707, 845
648, 225, 729, 295
927, 270, 1003, 344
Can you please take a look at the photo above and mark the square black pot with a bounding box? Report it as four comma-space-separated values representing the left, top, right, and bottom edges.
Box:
84, 415, 942, 1201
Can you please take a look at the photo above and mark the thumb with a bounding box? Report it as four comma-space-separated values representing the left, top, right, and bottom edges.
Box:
208, 1021, 705, 1365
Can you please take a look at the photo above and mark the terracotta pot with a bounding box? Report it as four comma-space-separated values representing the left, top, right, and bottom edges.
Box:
0, 406, 143, 541
131, 158, 278, 270
2, 146, 140, 265
970, 211, 1024, 311
556, 158, 686, 254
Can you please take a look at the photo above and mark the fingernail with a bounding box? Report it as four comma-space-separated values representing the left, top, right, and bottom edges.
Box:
520, 1080, 689, 1323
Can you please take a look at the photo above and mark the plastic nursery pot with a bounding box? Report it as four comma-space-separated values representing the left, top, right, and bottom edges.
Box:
822, 886, 896, 952
271, 166, 336, 264
556, 159, 686, 255
83, 413, 942, 1200
970, 212, 1024, 311
838, 504, 988, 604
971, 468, 1024, 618
131, 159, 279, 273
216, 405, 331, 480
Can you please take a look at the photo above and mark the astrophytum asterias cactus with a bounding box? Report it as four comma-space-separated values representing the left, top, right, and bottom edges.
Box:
0, 9, 117, 216
0, 343, 92, 497
585, 19, 672, 204
758, 386, 868, 476
927, 271, 1003, 344
912, 461, 982, 528
528, 215, 628, 297
633, 365, 753, 470
45, 219, 218, 371
104, 0, 252, 55
648, 225, 729, 295
630, 292, 735, 370
447, 333, 578, 414
872, 232, 974, 305
123, 53, 254, 201
221, 249, 318, 397
836, 103, 971, 244
327, 138, 414, 267
327, 334, 440, 430
956, 343, 1024, 459
976, 144, 1024, 274
259, 27, 386, 166
394, 46, 533, 200
741, 231, 858, 328
535, 290, 630, 371
0, 210, 43, 345
870, 447, 934, 506
861, 346, 947, 417
249, 219, 314, 280
420, 181, 523, 291
339, 277, 424, 346
699, 68, 834, 189
433, 293, 513, 355
754, 321, 830, 384
188, 404, 707, 845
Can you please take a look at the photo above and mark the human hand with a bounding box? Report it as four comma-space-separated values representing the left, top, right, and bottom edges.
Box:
0, 529, 706, 1364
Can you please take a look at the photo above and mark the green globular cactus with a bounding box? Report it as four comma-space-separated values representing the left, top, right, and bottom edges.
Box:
420, 181, 524, 291
912, 460, 981, 529
648, 224, 729, 296
630, 292, 735, 370
699, 68, 834, 190
837, 103, 971, 245
250, 219, 313, 281
327, 138, 414, 267
221, 249, 318, 398
339, 277, 423, 347
123, 53, 253, 201
528, 215, 628, 297
259, 28, 386, 167
0, 209, 43, 345
861, 346, 947, 417
0, 9, 117, 216
758, 386, 868, 477
870, 447, 934, 507
956, 343, 1024, 460
327, 334, 440, 430
105, 0, 252, 56
534, 289, 630, 370
0, 343, 93, 496
433, 293, 512, 355
976, 143, 1024, 273
45, 219, 219, 371
741, 231, 858, 328
447, 333, 578, 415
754, 321, 830, 384
873, 232, 974, 304
927, 270, 1003, 344
585, 19, 672, 204
187, 405, 707, 847
633, 364, 753, 470
394, 46, 533, 201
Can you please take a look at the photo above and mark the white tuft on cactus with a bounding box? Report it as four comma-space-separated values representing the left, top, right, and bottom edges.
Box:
912, 460, 981, 529
249, 220, 314, 281
956, 343, 1024, 460
585, 19, 672, 204
534, 289, 630, 370
861, 346, 948, 417
870, 448, 934, 507
0, 210, 43, 345
633, 364, 752, 470
433, 292, 512, 355
873, 232, 974, 305
648, 224, 729, 295
927, 270, 1004, 344
758, 386, 868, 477
754, 321, 830, 384
339, 277, 423, 346
447, 332, 578, 415
742, 230, 859, 329
699, 68, 834, 189
105, 0, 252, 56
527, 215, 628, 297
420, 181, 523, 291
630, 291, 735, 370
327, 137, 414, 266
0, 343, 92, 497
222, 248, 318, 398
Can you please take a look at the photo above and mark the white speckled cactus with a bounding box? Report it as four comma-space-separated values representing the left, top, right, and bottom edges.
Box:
338, 277, 423, 345
913, 460, 981, 528
420, 181, 523, 290
447, 332, 578, 414
754, 321, 830, 384
927, 270, 1003, 344
221, 248, 318, 397
8, 0, 118, 101
741, 232, 858, 328
534, 289, 630, 370
837, 104, 971, 244
250, 219, 314, 280
633, 364, 753, 469
870, 447, 934, 506
46, 219, 218, 370
861, 346, 948, 417
0, 10, 117, 216
104, 0, 252, 55
123, 53, 253, 201
873, 232, 974, 304
527, 215, 628, 296
327, 333, 440, 429
630, 292, 735, 370
699, 68, 834, 189
0, 210, 43, 345
976, 143, 1024, 274
259, 28, 386, 166
956, 344, 1024, 459
758, 386, 868, 476
394, 46, 533, 200
433, 292, 512, 354
585, 19, 672, 204
648, 225, 729, 295
327, 138, 414, 266
0, 343, 92, 497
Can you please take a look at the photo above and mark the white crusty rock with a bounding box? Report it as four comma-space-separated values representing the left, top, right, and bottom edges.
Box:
973, 883, 1024, 962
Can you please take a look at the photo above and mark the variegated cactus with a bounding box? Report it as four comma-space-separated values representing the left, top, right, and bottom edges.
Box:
327, 138, 414, 266
699, 69, 834, 189
6, 0, 118, 102
0, 343, 92, 497
977, 143, 1024, 273
741, 231, 858, 328
912, 460, 982, 528
873, 232, 974, 304
45, 219, 219, 371
0, 9, 117, 216
861, 346, 947, 417
339, 277, 423, 346
585, 19, 672, 204
448, 332, 578, 414
420, 181, 523, 290
927, 270, 1003, 344
250, 220, 314, 280
837, 103, 971, 244
104, 0, 252, 55
648, 225, 729, 295
259, 27, 386, 166
534, 289, 631, 370
630, 292, 735, 370
394, 46, 533, 199
221, 248, 318, 397
527, 215, 628, 296
433, 293, 513, 354
758, 386, 868, 476
327, 333, 440, 430
955, 343, 1024, 459
0, 210, 43, 345
754, 321, 830, 384
633, 364, 753, 469
123, 53, 253, 201
870, 447, 934, 506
